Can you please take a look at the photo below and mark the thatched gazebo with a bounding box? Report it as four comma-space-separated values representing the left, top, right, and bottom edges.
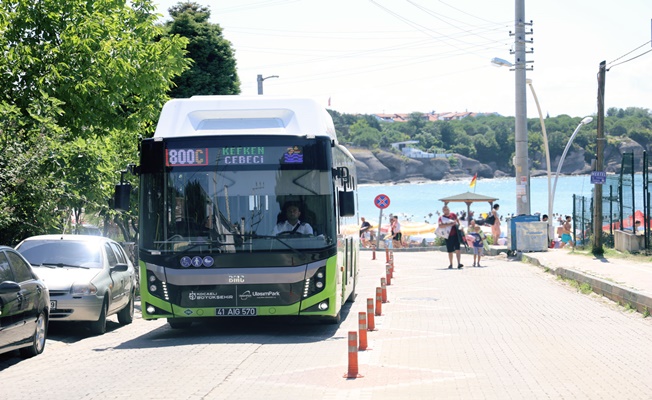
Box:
439, 191, 499, 221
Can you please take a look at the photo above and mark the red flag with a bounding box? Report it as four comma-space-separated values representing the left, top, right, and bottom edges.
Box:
470, 173, 477, 188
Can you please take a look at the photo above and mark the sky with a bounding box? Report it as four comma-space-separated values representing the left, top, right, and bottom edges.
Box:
154, 0, 652, 118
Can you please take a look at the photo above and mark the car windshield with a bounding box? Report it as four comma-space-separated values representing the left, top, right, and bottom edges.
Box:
17, 240, 103, 269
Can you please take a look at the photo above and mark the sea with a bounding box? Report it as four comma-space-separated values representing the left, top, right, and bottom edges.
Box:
357, 174, 644, 230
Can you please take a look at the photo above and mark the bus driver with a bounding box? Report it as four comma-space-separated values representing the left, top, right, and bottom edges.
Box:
273, 203, 314, 235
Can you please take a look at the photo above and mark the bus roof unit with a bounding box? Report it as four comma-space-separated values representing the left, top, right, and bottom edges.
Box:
154, 96, 337, 142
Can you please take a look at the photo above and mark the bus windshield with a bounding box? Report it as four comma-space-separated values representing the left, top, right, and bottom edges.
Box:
139, 168, 335, 253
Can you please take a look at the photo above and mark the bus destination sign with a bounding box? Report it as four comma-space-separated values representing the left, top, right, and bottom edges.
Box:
166, 146, 304, 167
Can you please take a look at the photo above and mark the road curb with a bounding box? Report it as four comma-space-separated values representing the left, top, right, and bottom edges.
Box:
521, 253, 652, 315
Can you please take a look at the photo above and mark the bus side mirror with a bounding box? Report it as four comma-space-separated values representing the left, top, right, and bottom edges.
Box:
113, 183, 132, 212
338, 190, 355, 217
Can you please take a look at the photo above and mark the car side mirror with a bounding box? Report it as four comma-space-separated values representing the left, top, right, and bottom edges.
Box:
0, 281, 21, 294
111, 264, 129, 273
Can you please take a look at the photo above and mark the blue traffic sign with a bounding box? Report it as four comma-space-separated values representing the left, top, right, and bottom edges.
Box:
374, 194, 390, 209
591, 171, 606, 185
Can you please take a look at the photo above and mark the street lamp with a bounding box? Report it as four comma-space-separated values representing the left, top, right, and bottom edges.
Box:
525, 78, 552, 236
257, 74, 279, 95
551, 117, 593, 218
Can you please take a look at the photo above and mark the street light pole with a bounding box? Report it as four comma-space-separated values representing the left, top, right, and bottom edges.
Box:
526, 79, 552, 236
257, 74, 279, 95
551, 117, 593, 218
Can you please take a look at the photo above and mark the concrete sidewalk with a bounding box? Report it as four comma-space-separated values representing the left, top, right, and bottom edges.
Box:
368, 245, 652, 315
520, 248, 652, 315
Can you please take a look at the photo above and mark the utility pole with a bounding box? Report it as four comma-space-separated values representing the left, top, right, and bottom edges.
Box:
513, 0, 531, 215
592, 61, 606, 255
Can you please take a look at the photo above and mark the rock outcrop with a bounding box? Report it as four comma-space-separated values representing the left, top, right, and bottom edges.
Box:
350, 137, 645, 184
350, 148, 495, 184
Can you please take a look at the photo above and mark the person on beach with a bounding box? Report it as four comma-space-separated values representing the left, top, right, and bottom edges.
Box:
438, 205, 463, 269
391, 215, 402, 248
468, 220, 485, 267
559, 215, 574, 248
491, 204, 501, 243
359, 217, 372, 248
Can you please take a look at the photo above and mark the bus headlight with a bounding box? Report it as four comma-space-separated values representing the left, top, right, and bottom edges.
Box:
303, 266, 327, 298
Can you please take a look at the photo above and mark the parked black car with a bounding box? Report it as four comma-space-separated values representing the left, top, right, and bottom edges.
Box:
0, 246, 49, 358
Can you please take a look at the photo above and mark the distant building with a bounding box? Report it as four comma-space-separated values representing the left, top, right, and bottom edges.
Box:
391, 141, 450, 159
374, 111, 496, 123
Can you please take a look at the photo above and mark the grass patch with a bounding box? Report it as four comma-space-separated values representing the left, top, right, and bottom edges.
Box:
570, 247, 652, 263
579, 282, 592, 294
557, 275, 592, 294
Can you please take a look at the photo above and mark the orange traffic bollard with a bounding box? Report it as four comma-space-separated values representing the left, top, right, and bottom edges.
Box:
343, 331, 363, 378
380, 277, 388, 303
366, 298, 376, 331
386, 261, 393, 279
385, 263, 392, 285
358, 312, 369, 350
385, 247, 389, 262
371, 245, 376, 260
375, 287, 383, 316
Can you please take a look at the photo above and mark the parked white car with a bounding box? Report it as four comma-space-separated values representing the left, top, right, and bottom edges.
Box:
16, 235, 136, 335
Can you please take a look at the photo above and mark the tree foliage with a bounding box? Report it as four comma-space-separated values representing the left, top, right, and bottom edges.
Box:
164, 2, 240, 98
0, 0, 190, 244
330, 108, 652, 172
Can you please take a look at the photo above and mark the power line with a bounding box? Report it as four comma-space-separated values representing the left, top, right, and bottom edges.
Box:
608, 48, 652, 70
607, 40, 652, 69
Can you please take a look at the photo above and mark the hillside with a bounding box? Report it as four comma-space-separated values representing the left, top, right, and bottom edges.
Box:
350, 138, 648, 184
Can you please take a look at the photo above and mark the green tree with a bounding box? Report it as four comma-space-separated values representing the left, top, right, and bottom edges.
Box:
438, 122, 457, 148
350, 120, 382, 148
165, 2, 240, 97
0, 0, 189, 244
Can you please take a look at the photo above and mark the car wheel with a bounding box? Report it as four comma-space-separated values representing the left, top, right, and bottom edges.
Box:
117, 291, 134, 325
89, 299, 108, 335
19, 311, 47, 358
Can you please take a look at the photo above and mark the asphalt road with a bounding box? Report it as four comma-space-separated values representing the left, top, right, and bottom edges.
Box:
2, 251, 652, 399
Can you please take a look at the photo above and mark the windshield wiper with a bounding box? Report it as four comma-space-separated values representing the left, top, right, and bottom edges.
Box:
251, 234, 304, 257
41, 262, 89, 269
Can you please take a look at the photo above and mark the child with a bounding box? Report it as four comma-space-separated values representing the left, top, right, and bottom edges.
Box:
468, 220, 485, 267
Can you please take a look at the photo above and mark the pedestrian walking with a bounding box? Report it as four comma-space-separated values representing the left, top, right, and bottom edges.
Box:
391, 215, 402, 249
490, 203, 501, 244
468, 220, 485, 267
438, 205, 464, 269
359, 217, 372, 248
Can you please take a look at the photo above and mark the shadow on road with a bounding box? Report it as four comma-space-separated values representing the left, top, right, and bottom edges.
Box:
113, 301, 355, 350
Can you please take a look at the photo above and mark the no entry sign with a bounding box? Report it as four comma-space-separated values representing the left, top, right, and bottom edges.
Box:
374, 194, 390, 209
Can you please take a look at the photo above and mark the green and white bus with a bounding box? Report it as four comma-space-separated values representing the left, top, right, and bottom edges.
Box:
120, 96, 359, 328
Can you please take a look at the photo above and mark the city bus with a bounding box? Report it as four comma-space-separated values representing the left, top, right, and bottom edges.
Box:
118, 96, 359, 328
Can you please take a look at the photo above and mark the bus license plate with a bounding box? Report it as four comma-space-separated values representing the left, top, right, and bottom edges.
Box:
216, 307, 257, 317
50, 301, 57, 310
